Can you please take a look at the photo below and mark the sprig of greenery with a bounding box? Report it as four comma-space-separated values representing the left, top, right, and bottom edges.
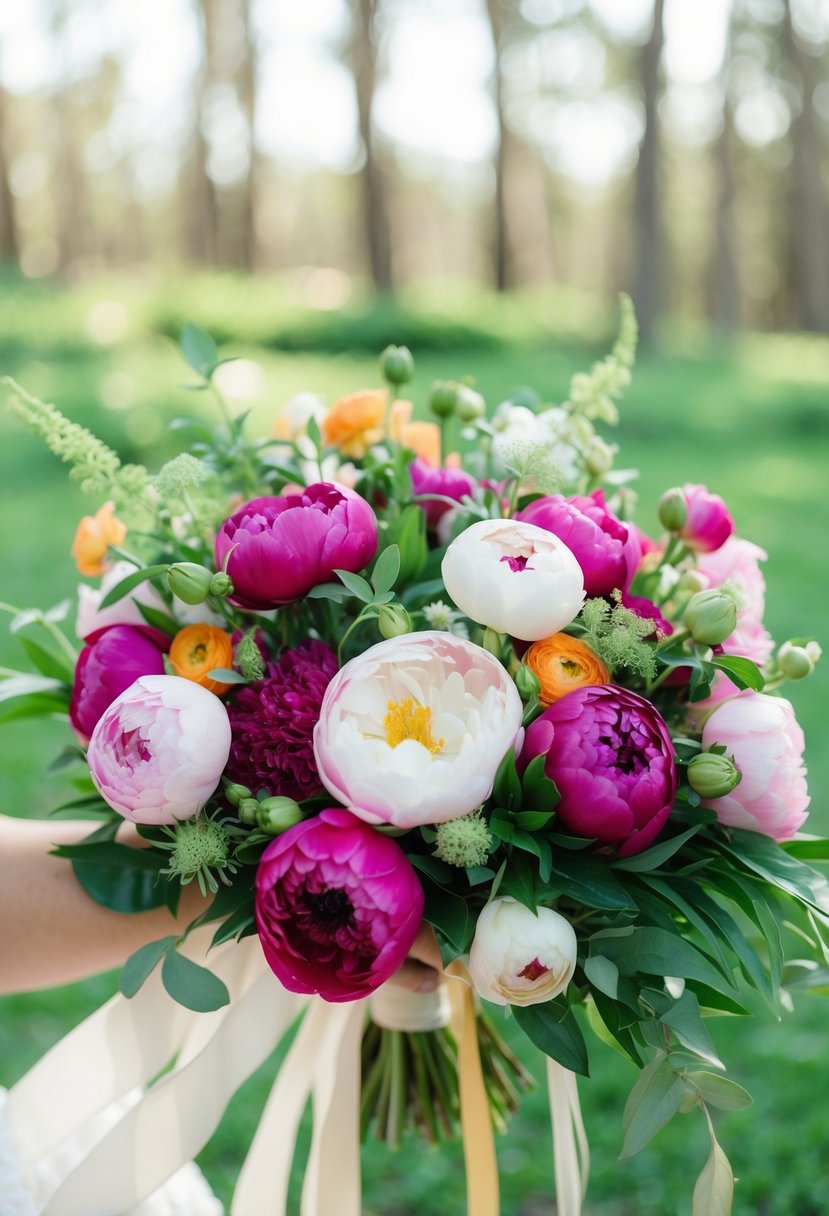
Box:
579, 594, 658, 680
567, 294, 637, 425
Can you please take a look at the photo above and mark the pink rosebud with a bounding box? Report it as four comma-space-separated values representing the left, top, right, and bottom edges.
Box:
87, 675, 232, 824
518, 685, 677, 857
409, 457, 476, 530
214, 484, 378, 610
518, 490, 641, 599
69, 624, 169, 743
678, 484, 734, 553
700, 691, 809, 841
254, 808, 424, 1001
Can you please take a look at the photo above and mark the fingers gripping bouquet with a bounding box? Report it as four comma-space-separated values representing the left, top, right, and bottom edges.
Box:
2, 302, 825, 1214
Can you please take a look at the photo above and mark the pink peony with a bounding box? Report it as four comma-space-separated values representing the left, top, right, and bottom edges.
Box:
518, 490, 641, 599
254, 808, 424, 1001
214, 484, 378, 611
409, 457, 476, 530
69, 625, 169, 743
700, 691, 809, 840
678, 484, 734, 553
518, 684, 677, 857
697, 537, 773, 667
87, 674, 231, 824
225, 640, 338, 800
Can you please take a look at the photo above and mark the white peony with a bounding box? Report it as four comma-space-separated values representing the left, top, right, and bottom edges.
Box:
469, 896, 578, 1007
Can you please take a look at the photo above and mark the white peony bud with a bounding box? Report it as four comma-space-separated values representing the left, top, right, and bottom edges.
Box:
468, 896, 578, 1007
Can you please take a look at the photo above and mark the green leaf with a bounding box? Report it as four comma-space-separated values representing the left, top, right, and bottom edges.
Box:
0, 691, 68, 724
692, 1131, 734, 1216
120, 936, 177, 998
422, 879, 471, 955
492, 748, 522, 814
371, 544, 401, 596
18, 636, 75, 683
584, 955, 620, 1000
161, 949, 230, 1012
782, 836, 829, 861
719, 830, 829, 916
393, 504, 428, 583
134, 600, 180, 637
0, 671, 66, 703
206, 667, 248, 684
409, 854, 456, 886
659, 991, 723, 1068
53, 841, 168, 913
305, 582, 351, 603
612, 826, 702, 872
180, 323, 219, 379
211, 900, 256, 947
514, 810, 555, 831
334, 569, 375, 603
587, 991, 644, 1065
687, 1071, 752, 1112
513, 998, 589, 1076
711, 654, 764, 692
98, 564, 170, 610
620, 1055, 684, 1158
546, 852, 637, 912
305, 414, 322, 455
499, 851, 537, 910
594, 927, 738, 996
520, 753, 560, 812
465, 865, 496, 886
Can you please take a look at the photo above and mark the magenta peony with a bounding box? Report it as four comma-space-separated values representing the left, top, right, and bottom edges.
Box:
518, 489, 641, 599
225, 639, 338, 800
700, 691, 809, 840
409, 457, 476, 530
69, 624, 169, 742
518, 684, 677, 857
620, 593, 673, 640
87, 674, 231, 824
214, 484, 378, 610
678, 484, 734, 553
254, 807, 424, 1001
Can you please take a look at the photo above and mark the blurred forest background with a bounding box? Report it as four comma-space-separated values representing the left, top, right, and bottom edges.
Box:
1, 2, 829, 1213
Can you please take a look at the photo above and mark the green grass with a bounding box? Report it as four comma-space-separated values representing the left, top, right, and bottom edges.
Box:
0, 277, 827, 1213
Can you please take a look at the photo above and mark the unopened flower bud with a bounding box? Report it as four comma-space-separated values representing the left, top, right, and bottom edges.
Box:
515, 664, 542, 702
168, 562, 213, 605
455, 386, 486, 423
257, 796, 303, 835
434, 812, 492, 868
687, 750, 741, 799
777, 640, 821, 680
481, 627, 505, 658
380, 344, 414, 387
684, 589, 737, 646
378, 602, 412, 639
585, 436, 615, 478
658, 487, 688, 533
223, 780, 252, 808
429, 380, 458, 419
238, 797, 261, 826
676, 568, 707, 596
209, 571, 234, 598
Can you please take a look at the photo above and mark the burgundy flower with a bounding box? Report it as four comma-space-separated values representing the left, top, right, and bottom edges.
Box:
254, 808, 424, 1001
518, 490, 641, 598
225, 640, 338, 800
518, 685, 677, 857
214, 484, 378, 611
69, 624, 169, 743
410, 457, 476, 530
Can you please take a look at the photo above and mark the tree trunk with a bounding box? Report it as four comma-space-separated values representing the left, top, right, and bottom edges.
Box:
0, 89, 18, 263
351, 0, 393, 292
632, 0, 665, 346
711, 9, 741, 333
781, 1, 829, 332
485, 0, 509, 291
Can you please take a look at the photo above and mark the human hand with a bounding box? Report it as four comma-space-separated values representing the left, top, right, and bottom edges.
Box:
388, 923, 442, 994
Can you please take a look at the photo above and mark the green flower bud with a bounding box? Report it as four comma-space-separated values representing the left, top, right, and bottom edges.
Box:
515, 664, 541, 702
223, 780, 252, 808
658, 487, 688, 533
380, 344, 415, 387
167, 818, 230, 880
209, 571, 234, 598
434, 812, 492, 868
257, 796, 303, 835
777, 640, 821, 680
455, 386, 486, 423
684, 589, 738, 646
481, 627, 505, 658
585, 436, 615, 478
237, 797, 261, 826
429, 380, 459, 419
676, 568, 707, 596
167, 562, 214, 605
378, 602, 412, 639
687, 751, 742, 799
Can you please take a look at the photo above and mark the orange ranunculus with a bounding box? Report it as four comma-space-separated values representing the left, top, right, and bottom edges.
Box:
389, 400, 442, 467
70, 501, 127, 577
524, 634, 610, 706
169, 624, 235, 696
321, 389, 387, 458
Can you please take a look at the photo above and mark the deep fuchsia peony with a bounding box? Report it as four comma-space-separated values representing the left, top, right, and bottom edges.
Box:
69, 624, 169, 742
620, 593, 674, 640
225, 639, 338, 800
701, 691, 809, 840
518, 490, 641, 598
409, 457, 476, 530
254, 808, 424, 1001
518, 685, 677, 857
678, 484, 734, 553
214, 484, 378, 610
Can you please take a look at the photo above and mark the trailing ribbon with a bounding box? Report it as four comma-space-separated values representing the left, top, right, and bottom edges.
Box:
547, 1058, 589, 1216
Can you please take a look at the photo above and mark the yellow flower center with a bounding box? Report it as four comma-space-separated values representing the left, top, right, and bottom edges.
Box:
559, 658, 583, 679
384, 698, 444, 755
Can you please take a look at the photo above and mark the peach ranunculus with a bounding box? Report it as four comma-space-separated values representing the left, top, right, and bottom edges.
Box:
389, 399, 442, 467
169, 624, 235, 696
321, 389, 387, 458
524, 633, 610, 706
71, 501, 127, 577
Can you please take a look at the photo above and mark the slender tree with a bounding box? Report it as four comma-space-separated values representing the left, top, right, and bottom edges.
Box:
0, 88, 18, 264
632, 0, 665, 346
350, 0, 393, 292
711, 5, 742, 333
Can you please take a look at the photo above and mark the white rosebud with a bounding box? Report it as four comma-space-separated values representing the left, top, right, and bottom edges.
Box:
441, 518, 584, 641
468, 896, 578, 1007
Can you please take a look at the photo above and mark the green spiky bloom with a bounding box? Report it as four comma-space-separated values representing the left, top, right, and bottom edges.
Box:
154, 453, 212, 499
234, 631, 265, 681
434, 812, 492, 869
580, 594, 658, 681
567, 294, 637, 425
2, 377, 150, 504
159, 817, 239, 895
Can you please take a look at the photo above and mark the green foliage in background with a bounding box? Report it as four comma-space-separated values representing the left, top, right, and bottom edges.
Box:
0, 274, 827, 1214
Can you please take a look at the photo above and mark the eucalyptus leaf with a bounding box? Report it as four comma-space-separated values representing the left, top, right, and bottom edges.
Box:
513, 998, 589, 1076
620, 1055, 684, 1158
161, 949, 230, 1012
120, 936, 177, 998
687, 1071, 752, 1111
692, 1133, 734, 1216
206, 667, 249, 684
659, 991, 724, 1069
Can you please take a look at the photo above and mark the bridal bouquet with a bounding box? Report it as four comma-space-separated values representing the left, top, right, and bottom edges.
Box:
2, 299, 825, 1215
